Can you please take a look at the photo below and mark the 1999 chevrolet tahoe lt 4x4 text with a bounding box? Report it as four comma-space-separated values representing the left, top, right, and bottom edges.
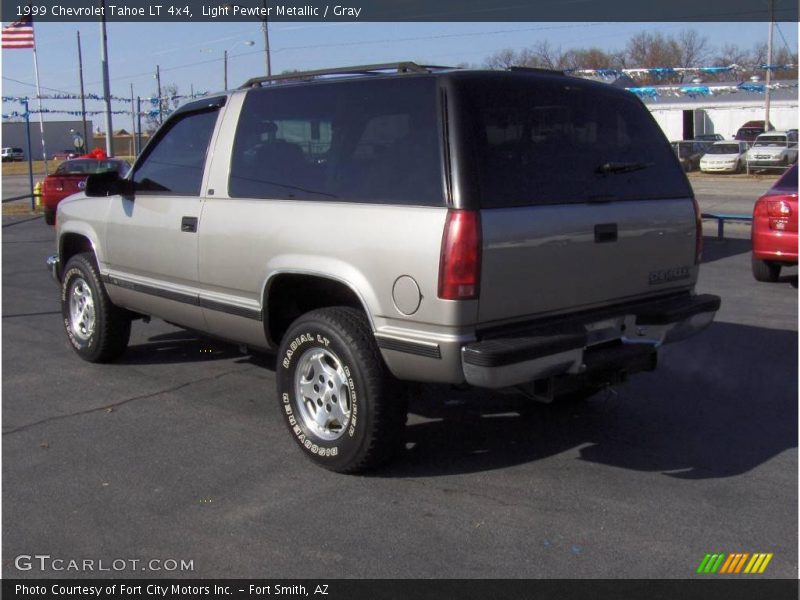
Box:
47, 63, 721, 472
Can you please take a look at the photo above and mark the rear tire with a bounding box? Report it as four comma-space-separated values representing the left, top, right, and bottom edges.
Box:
752, 256, 781, 282
276, 307, 406, 473
61, 252, 131, 362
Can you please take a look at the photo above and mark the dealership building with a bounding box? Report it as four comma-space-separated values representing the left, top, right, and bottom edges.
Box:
1, 119, 93, 160
640, 83, 798, 141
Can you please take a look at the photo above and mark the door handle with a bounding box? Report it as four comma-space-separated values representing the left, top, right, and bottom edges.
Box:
594, 223, 617, 243
181, 216, 198, 233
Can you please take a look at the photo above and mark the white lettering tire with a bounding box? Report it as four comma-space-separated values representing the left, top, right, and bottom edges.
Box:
276, 307, 406, 473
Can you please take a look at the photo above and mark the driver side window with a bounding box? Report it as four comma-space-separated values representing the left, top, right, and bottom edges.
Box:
133, 108, 219, 195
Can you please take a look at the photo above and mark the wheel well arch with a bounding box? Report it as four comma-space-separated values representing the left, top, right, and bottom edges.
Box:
264, 273, 371, 346
60, 233, 96, 268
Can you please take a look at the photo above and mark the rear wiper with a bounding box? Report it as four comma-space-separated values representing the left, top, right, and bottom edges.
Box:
595, 161, 654, 174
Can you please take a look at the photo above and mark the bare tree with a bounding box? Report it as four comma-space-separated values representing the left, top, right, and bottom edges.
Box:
625, 30, 682, 82
750, 42, 769, 67
771, 46, 799, 80
526, 41, 564, 69
478, 28, 793, 85
145, 83, 180, 133
715, 43, 751, 67
484, 48, 522, 70
676, 30, 710, 68
560, 47, 616, 71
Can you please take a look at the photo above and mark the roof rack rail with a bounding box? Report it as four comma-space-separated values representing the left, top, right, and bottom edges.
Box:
507, 66, 566, 76
240, 62, 453, 89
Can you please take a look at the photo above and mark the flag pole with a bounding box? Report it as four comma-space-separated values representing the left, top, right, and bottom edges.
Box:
23, 99, 35, 210
77, 30, 89, 151
99, 0, 114, 156
31, 37, 49, 175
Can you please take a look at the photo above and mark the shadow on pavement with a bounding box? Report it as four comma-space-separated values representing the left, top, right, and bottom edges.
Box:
117, 321, 796, 481
378, 321, 797, 479
702, 236, 751, 264
118, 330, 246, 365
119, 329, 277, 369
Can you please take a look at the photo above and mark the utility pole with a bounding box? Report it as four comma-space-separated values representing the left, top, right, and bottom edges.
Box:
136, 96, 142, 155
764, 0, 774, 131
155, 64, 163, 125
76, 31, 88, 151
130, 83, 136, 157
224, 49, 228, 91
262, 0, 272, 77
99, 0, 114, 156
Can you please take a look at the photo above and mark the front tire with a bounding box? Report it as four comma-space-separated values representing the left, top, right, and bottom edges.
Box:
61, 253, 131, 362
276, 307, 406, 473
43, 207, 55, 226
751, 256, 781, 282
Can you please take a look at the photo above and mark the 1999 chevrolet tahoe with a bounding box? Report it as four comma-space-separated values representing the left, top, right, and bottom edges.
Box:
47, 63, 721, 472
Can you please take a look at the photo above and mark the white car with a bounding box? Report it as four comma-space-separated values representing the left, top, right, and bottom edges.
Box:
700, 141, 749, 173
1, 147, 25, 162
745, 131, 799, 169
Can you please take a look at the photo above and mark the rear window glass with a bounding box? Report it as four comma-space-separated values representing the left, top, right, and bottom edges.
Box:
457, 76, 691, 207
229, 77, 444, 206
55, 159, 130, 175
754, 136, 787, 147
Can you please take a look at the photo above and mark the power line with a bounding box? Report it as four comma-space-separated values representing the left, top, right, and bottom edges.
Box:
7, 21, 797, 97
1, 76, 75, 96
774, 23, 795, 56
72, 22, 606, 89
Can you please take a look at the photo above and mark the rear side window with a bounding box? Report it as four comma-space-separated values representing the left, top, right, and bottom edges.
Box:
133, 108, 219, 195
229, 77, 444, 206
457, 76, 691, 208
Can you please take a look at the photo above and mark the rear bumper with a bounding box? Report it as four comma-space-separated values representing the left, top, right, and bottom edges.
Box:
752, 230, 798, 263
461, 293, 720, 389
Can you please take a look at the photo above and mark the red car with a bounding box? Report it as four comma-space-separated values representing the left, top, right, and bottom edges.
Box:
42, 157, 130, 225
751, 164, 798, 281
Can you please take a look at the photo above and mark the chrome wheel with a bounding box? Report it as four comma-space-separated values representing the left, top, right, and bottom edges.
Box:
294, 347, 352, 441
68, 276, 96, 341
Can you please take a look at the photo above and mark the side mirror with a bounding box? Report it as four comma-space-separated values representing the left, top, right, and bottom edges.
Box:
85, 170, 135, 197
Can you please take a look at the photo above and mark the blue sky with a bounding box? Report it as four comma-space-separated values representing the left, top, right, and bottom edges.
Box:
2, 21, 797, 132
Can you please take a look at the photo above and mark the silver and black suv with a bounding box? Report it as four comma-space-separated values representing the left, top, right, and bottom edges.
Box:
47, 63, 720, 472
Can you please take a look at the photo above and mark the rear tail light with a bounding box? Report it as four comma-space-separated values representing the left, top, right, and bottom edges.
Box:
438, 210, 481, 300
44, 178, 64, 192
767, 200, 791, 231
692, 197, 703, 264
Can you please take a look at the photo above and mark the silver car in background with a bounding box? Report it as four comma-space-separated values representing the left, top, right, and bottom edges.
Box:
745, 131, 799, 169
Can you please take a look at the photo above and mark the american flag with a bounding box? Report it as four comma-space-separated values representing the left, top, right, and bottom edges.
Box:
2, 17, 35, 49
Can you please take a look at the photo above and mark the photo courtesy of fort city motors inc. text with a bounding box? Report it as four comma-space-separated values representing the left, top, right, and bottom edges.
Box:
1, 0, 798, 598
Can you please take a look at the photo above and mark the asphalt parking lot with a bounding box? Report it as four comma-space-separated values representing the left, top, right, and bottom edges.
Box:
2, 175, 797, 579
